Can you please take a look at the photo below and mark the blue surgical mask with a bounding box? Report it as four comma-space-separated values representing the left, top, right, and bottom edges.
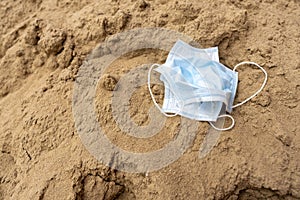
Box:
148, 40, 267, 131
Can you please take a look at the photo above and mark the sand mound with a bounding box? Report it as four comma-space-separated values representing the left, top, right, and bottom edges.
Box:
0, 0, 299, 199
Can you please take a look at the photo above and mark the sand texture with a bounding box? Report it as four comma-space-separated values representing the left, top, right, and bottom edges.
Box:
0, 0, 300, 199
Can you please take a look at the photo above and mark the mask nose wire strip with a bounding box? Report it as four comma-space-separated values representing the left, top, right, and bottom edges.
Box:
148, 64, 183, 117
209, 114, 235, 131
232, 61, 268, 108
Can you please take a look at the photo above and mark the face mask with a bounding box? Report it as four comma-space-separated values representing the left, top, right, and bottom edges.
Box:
148, 40, 267, 131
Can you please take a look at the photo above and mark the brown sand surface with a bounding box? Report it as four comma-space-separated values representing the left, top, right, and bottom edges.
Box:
0, 0, 300, 199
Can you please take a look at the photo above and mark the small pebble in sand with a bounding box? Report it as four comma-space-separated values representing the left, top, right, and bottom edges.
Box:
152, 85, 161, 95
101, 74, 117, 91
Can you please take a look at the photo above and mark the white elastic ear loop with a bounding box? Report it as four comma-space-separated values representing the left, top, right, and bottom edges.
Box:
232, 61, 268, 108
148, 64, 182, 117
209, 114, 235, 131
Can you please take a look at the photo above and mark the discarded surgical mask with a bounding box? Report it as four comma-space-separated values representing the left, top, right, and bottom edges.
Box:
148, 40, 268, 131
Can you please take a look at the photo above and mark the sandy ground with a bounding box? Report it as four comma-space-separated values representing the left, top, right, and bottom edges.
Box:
0, 0, 300, 199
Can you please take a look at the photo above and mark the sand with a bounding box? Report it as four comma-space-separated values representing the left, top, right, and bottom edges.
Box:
0, 0, 300, 199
